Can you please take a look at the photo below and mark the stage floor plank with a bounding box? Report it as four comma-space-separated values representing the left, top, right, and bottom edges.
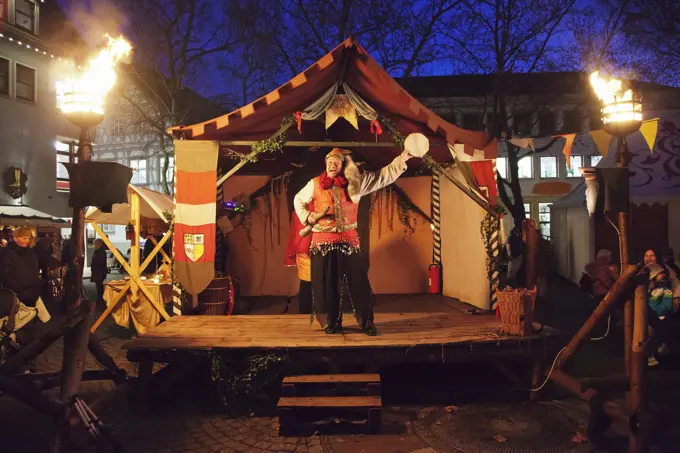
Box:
123, 312, 560, 352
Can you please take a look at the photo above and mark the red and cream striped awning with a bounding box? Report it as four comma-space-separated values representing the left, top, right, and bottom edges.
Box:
169, 38, 497, 169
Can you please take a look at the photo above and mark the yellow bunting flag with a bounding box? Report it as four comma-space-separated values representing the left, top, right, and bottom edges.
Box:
326, 94, 358, 130
640, 119, 659, 152
559, 134, 576, 168
589, 129, 613, 158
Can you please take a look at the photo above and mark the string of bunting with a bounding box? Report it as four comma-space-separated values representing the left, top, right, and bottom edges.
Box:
506, 118, 661, 168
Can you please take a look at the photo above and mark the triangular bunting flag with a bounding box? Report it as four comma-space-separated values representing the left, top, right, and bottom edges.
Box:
640, 119, 659, 152
589, 129, 613, 158
509, 137, 535, 151
559, 134, 576, 168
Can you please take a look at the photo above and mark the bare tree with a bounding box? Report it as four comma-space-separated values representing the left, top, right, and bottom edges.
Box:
111, 0, 243, 194
441, 0, 578, 228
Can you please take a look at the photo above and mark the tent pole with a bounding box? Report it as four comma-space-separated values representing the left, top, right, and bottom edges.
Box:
216, 120, 295, 187
218, 140, 446, 148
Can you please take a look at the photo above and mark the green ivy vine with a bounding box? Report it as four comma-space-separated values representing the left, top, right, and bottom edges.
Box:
211, 351, 288, 415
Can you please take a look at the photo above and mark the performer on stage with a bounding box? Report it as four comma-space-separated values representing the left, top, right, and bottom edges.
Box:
293, 147, 413, 335
285, 200, 314, 314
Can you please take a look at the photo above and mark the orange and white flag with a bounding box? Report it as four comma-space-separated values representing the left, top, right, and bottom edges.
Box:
174, 140, 218, 295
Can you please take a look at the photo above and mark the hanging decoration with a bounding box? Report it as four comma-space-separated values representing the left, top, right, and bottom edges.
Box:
558, 134, 576, 168
589, 129, 613, 158
325, 94, 358, 130
293, 111, 303, 134
640, 119, 660, 152
370, 119, 383, 140
509, 138, 535, 151
3, 167, 27, 199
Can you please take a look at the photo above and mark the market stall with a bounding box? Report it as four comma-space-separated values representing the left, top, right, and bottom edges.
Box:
86, 185, 174, 333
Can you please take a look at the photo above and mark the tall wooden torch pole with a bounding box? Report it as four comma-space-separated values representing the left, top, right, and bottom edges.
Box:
61, 125, 94, 401
617, 138, 634, 384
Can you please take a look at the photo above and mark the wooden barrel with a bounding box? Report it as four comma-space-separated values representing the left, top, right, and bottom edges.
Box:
198, 276, 235, 316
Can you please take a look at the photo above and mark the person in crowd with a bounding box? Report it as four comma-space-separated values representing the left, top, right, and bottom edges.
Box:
60, 237, 71, 265
0, 227, 50, 321
34, 237, 65, 306
642, 248, 680, 304
582, 249, 619, 299
645, 262, 679, 367
90, 238, 108, 304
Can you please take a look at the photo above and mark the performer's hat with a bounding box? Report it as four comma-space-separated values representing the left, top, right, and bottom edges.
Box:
325, 148, 346, 162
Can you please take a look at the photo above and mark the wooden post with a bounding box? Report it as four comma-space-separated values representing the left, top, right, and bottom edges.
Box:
616, 137, 634, 381
554, 264, 640, 370
524, 219, 538, 290
61, 126, 94, 402
629, 280, 649, 453
130, 191, 141, 308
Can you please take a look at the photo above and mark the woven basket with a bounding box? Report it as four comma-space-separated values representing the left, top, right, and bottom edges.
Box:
497, 287, 536, 336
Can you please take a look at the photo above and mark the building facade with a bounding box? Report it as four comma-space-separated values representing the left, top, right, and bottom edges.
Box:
400, 72, 680, 239
0, 0, 81, 219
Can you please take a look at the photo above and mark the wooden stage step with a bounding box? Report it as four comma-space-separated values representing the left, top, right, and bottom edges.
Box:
278, 374, 382, 436
278, 396, 382, 408
283, 373, 380, 384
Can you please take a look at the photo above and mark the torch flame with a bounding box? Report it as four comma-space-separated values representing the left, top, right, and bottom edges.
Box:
589, 71, 642, 124
57, 35, 132, 116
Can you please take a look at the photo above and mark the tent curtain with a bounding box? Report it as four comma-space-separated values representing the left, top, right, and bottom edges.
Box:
301, 83, 339, 120
343, 82, 378, 121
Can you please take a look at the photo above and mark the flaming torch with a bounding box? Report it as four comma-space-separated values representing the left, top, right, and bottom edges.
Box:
56, 35, 132, 404
589, 71, 647, 441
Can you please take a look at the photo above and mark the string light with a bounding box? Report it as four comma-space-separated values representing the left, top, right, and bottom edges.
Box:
0, 28, 70, 62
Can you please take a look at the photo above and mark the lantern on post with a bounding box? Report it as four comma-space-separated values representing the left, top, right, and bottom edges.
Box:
55, 35, 132, 406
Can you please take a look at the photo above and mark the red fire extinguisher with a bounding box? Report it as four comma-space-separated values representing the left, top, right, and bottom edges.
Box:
428, 263, 441, 294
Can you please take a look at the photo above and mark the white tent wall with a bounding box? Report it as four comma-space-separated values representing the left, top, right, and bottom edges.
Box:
222, 175, 436, 297
440, 174, 491, 310
551, 205, 594, 284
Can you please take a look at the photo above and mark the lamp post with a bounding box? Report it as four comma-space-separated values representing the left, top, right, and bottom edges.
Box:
590, 72, 648, 453
56, 36, 131, 403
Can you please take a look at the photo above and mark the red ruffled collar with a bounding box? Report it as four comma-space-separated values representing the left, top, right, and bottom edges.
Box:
319, 171, 348, 189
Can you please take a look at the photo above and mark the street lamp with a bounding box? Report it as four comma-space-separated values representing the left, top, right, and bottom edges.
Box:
55, 35, 131, 403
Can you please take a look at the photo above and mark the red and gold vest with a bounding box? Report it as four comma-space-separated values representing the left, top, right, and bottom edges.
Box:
309, 177, 360, 255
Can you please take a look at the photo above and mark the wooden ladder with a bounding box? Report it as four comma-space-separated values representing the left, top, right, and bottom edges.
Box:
278, 374, 382, 436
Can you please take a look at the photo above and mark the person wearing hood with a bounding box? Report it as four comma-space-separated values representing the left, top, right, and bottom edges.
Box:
0, 227, 43, 306
293, 147, 413, 335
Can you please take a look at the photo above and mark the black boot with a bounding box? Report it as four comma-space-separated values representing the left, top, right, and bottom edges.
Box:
364, 321, 378, 336
325, 324, 342, 334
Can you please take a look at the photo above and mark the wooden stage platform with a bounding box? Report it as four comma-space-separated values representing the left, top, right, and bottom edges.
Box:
124, 308, 563, 367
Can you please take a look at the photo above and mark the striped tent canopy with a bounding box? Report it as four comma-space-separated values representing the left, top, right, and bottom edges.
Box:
168, 38, 498, 176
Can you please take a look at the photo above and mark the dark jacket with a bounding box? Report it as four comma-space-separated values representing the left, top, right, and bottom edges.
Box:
90, 247, 108, 282
0, 242, 43, 304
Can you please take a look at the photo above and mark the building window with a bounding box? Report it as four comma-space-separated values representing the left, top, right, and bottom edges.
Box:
130, 158, 147, 185
562, 109, 581, 133
539, 156, 557, 178
101, 224, 116, 234
496, 157, 508, 179
0, 58, 8, 96
524, 203, 531, 219
590, 155, 603, 166
15, 0, 36, 33
517, 156, 533, 179
15, 64, 35, 102
513, 113, 532, 136
566, 155, 583, 178
112, 118, 124, 135
538, 202, 552, 239
538, 112, 556, 136
165, 156, 175, 183
56, 140, 77, 192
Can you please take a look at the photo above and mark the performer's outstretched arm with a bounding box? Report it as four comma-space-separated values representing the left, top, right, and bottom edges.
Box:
294, 180, 314, 224
358, 151, 411, 196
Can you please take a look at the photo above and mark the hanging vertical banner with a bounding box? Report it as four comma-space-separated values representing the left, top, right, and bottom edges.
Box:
589, 129, 613, 158
640, 119, 659, 152
174, 140, 218, 295
559, 134, 576, 168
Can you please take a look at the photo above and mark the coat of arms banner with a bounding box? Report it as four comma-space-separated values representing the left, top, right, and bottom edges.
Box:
173, 140, 218, 295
